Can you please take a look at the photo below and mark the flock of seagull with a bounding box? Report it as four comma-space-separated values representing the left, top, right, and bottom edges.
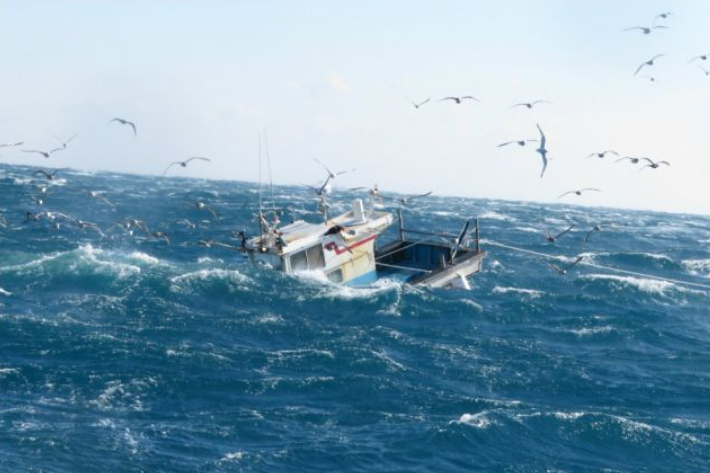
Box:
0, 9, 704, 278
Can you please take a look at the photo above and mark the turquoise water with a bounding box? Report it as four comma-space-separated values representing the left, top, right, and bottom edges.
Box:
1, 163, 709, 472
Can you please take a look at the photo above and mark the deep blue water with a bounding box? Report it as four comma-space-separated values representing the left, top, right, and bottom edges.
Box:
1, 163, 710, 472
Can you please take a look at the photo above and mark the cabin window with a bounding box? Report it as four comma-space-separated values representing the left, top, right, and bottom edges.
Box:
290, 250, 309, 271
327, 269, 343, 283
289, 244, 325, 271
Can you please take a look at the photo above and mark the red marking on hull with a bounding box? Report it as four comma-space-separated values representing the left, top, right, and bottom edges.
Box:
324, 234, 377, 255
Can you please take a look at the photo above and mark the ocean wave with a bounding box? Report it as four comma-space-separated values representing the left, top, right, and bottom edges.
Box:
480, 211, 516, 222
682, 258, 710, 278
456, 411, 495, 429
567, 325, 614, 337
492, 286, 544, 298
169, 268, 251, 294
581, 274, 676, 295
295, 270, 404, 301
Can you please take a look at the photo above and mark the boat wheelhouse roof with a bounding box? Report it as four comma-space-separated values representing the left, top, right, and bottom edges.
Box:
271, 208, 393, 255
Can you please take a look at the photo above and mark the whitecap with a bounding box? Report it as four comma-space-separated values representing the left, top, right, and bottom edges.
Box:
492, 286, 544, 298
480, 211, 516, 222
127, 251, 160, 266
456, 411, 494, 429
220, 452, 246, 462
682, 258, 710, 278
568, 326, 613, 337
582, 274, 674, 295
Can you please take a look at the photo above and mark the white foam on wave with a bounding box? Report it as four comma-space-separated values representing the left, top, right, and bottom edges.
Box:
127, 251, 160, 266
296, 270, 403, 301
682, 258, 710, 278
512, 226, 539, 233
0, 244, 142, 279
169, 268, 250, 293
456, 411, 495, 429
0, 287, 12, 296
568, 326, 614, 337
492, 286, 544, 298
582, 274, 674, 295
220, 452, 246, 462
480, 211, 516, 222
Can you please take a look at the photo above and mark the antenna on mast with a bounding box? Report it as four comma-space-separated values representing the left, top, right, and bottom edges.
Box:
264, 129, 275, 213
258, 131, 264, 236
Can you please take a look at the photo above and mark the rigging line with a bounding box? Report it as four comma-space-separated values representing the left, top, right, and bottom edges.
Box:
482, 239, 710, 291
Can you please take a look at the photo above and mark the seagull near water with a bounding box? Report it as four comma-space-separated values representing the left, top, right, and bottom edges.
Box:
195, 201, 219, 219
109, 118, 137, 136
381, 190, 433, 206
544, 223, 574, 243
583, 225, 602, 244
509, 100, 551, 110
557, 188, 601, 199
634, 54, 665, 75
33, 169, 61, 180
439, 96, 480, 104
163, 157, 211, 176
497, 139, 537, 148
535, 123, 549, 178
548, 256, 585, 275
586, 150, 618, 159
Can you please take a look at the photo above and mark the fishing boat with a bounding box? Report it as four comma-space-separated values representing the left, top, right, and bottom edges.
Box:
243, 198, 486, 289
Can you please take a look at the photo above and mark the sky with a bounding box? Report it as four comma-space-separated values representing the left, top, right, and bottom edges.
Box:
1, 0, 709, 215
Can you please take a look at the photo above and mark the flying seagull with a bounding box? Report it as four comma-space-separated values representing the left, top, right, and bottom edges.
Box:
586, 150, 618, 159
450, 218, 475, 262
195, 201, 219, 219
634, 54, 665, 75
544, 223, 574, 243
22, 148, 62, 159
315, 158, 355, 180
548, 256, 585, 275
535, 123, 549, 178
557, 188, 601, 199
640, 75, 660, 83
615, 156, 641, 164
509, 100, 551, 109
497, 139, 537, 148
109, 118, 137, 136
52, 134, 78, 151
689, 54, 710, 64
151, 231, 171, 245
640, 158, 670, 170
696, 65, 710, 76
655, 12, 673, 21
408, 97, 430, 109
33, 169, 61, 180
163, 157, 211, 175
0, 141, 23, 148
381, 190, 433, 206
176, 218, 197, 229
439, 96, 480, 104
623, 25, 667, 35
